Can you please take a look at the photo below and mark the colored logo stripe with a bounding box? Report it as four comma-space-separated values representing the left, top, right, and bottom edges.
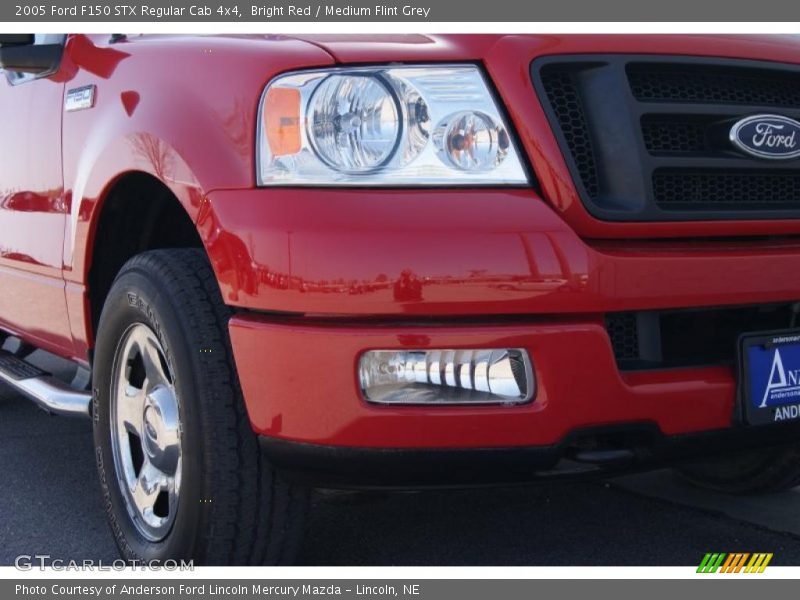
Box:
697, 553, 726, 573
697, 553, 772, 573
721, 553, 749, 573
745, 553, 773, 573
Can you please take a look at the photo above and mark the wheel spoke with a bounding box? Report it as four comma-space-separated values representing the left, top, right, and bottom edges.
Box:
141, 336, 170, 387
131, 460, 169, 524
116, 381, 147, 436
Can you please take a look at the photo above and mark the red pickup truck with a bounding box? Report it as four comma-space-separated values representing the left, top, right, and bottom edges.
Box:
2, 33, 800, 565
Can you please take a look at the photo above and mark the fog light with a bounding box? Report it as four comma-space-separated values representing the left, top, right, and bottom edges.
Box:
359, 349, 534, 405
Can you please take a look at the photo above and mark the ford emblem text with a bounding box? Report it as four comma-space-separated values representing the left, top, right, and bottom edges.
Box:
730, 114, 800, 160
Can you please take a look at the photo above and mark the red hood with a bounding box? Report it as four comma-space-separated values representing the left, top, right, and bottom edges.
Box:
289, 34, 501, 62
290, 33, 800, 65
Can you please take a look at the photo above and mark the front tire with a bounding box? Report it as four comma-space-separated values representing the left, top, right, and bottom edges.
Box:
93, 249, 307, 565
677, 444, 800, 494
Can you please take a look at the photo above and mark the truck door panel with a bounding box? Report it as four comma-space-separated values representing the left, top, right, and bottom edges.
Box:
0, 36, 72, 355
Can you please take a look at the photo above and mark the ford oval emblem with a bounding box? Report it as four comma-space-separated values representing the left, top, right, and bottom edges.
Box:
730, 114, 800, 160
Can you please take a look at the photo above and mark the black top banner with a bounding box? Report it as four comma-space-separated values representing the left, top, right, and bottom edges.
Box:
5, 0, 800, 21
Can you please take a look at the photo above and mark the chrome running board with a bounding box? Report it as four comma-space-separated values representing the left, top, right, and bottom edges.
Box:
0, 349, 91, 418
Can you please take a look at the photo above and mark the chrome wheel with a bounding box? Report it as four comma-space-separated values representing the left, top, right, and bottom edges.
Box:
110, 323, 182, 542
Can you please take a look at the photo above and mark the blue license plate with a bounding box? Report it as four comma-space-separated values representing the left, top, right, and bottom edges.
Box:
741, 331, 800, 425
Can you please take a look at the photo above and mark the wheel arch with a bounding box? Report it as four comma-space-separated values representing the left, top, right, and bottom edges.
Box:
78, 165, 208, 353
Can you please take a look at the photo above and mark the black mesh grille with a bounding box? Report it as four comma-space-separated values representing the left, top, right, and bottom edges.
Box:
539, 67, 599, 198
641, 116, 712, 154
653, 169, 800, 210
606, 303, 798, 370
605, 313, 639, 361
533, 55, 800, 221
628, 63, 800, 107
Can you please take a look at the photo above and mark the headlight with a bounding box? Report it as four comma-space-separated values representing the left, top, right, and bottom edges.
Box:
257, 65, 528, 186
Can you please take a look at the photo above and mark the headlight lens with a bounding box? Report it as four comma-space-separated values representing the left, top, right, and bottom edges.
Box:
307, 74, 400, 172
435, 110, 509, 171
257, 65, 527, 186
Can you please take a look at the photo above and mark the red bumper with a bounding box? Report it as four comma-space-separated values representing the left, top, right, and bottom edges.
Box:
203, 188, 800, 449
229, 315, 734, 448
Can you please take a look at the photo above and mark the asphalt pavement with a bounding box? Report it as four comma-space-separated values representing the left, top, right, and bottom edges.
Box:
3, 381, 800, 566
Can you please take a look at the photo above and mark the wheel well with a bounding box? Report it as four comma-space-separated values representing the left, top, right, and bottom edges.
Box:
88, 172, 204, 335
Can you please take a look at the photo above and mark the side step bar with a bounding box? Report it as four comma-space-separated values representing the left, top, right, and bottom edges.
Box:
0, 349, 92, 418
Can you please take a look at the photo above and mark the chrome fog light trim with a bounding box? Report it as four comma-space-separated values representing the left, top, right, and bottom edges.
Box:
359, 348, 534, 405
